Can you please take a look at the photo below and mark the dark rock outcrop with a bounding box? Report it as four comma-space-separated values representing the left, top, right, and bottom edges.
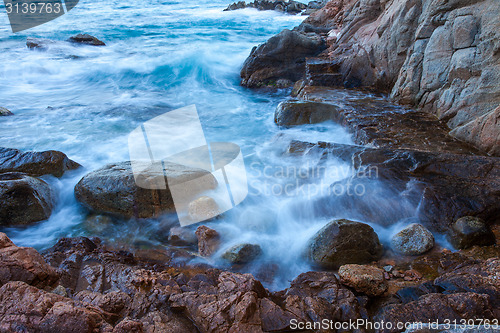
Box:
0, 172, 55, 226
391, 223, 435, 256
68, 34, 106, 46
224, 0, 312, 14
0, 232, 59, 288
307, 219, 383, 268
241, 29, 326, 87
447, 216, 496, 250
286, 141, 500, 231
0, 107, 12, 116
74, 161, 217, 219
0, 147, 80, 177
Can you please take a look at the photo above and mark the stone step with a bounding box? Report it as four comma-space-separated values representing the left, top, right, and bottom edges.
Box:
305, 57, 341, 75
308, 73, 344, 87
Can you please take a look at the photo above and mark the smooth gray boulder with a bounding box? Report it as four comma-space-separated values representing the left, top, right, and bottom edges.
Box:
447, 216, 495, 250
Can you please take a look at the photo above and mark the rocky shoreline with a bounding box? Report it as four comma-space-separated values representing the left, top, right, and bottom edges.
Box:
1, 0, 499, 332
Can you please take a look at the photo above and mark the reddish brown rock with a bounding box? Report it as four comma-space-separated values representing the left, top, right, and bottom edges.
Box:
196, 225, 220, 257
0, 232, 59, 288
339, 264, 388, 296
0, 281, 112, 333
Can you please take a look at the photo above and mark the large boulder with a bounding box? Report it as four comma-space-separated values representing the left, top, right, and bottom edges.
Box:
0, 147, 80, 177
0, 233, 59, 288
0, 172, 55, 226
221, 243, 262, 264
447, 216, 496, 250
240, 29, 325, 87
74, 161, 217, 219
274, 100, 340, 126
391, 223, 435, 256
307, 219, 383, 268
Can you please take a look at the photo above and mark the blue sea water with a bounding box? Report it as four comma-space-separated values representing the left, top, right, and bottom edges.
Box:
0, 0, 426, 289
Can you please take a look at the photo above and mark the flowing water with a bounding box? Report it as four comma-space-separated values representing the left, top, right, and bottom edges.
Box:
0, 0, 435, 289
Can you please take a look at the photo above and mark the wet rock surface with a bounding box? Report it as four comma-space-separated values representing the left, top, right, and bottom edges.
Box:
0, 107, 12, 116
286, 141, 500, 231
307, 219, 383, 268
196, 225, 220, 257
274, 100, 340, 126
68, 34, 106, 46
339, 264, 388, 296
0, 232, 497, 332
222, 243, 262, 264
74, 161, 217, 219
241, 0, 500, 155
0, 172, 55, 226
391, 223, 435, 256
447, 216, 496, 250
224, 0, 311, 14
240, 29, 326, 87
0, 147, 80, 177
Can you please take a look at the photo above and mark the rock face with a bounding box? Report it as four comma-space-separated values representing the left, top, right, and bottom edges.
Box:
68, 34, 106, 46
391, 223, 435, 256
447, 216, 496, 250
0, 232, 59, 288
307, 219, 383, 268
222, 243, 262, 264
287, 141, 500, 231
0, 172, 55, 226
241, 29, 326, 87
0, 107, 12, 116
338, 264, 387, 296
274, 100, 340, 126
74, 161, 217, 219
0, 147, 80, 177
243, 0, 500, 155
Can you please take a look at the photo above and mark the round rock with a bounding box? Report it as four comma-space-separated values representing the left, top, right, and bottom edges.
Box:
391, 223, 434, 256
307, 219, 383, 269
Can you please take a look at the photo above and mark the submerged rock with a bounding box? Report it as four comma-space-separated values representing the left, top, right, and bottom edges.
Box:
241, 29, 325, 87
338, 264, 387, 296
195, 225, 220, 257
0, 147, 80, 177
391, 223, 434, 256
0, 172, 55, 226
168, 226, 198, 246
222, 243, 262, 264
447, 216, 496, 250
0, 107, 12, 116
68, 34, 106, 46
26, 37, 56, 50
274, 100, 340, 126
74, 161, 217, 219
307, 219, 383, 268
